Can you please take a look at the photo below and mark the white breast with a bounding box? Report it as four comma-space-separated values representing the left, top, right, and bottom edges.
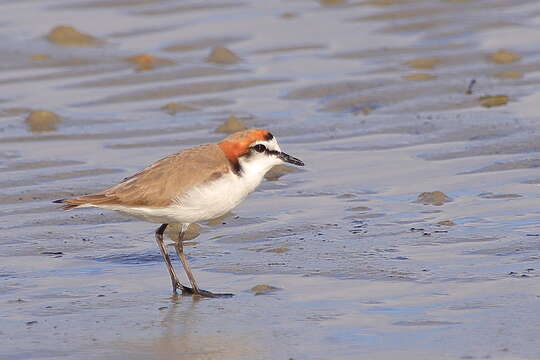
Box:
172, 170, 263, 223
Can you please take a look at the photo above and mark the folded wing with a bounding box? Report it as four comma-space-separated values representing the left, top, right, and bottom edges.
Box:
60, 144, 230, 210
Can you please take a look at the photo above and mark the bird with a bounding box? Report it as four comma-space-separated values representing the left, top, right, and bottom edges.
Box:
55, 129, 304, 297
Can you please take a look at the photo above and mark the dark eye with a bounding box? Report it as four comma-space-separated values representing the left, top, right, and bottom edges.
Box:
252, 144, 266, 153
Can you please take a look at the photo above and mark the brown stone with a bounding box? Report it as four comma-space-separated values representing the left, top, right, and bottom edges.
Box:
47, 25, 98, 46
25, 110, 61, 132
215, 116, 246, 134
207, 46, 240, 64
416, 191, 452, 206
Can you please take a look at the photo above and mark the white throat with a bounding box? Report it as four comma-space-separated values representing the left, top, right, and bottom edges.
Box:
237, 153, 280, 193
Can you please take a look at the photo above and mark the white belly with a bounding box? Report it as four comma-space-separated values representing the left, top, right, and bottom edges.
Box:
93, 171, 262, 224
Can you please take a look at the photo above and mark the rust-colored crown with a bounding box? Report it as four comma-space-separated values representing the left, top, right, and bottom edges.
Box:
218, 129, 270, 164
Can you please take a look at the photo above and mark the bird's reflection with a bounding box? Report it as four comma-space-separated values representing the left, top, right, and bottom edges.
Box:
114, 294, 261, 360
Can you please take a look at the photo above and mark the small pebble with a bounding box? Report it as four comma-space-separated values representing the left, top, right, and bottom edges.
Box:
126, 54, 174, 71
438, 220, 455, 226
25, 110, 61, 132
479, 95, 508, 108
207, 46, 240, 64
47, 25, 98, 46
215, 116, 246, 134
488, 50, 521, 64
161, 102, 197, 115
403, 73, 437, 81
416, 191, 452, 206
405, 58, 441, 70
264, 165, 299, 181
250, 284, 280, 295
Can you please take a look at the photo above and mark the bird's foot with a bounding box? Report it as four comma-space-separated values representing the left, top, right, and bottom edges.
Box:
193, 289, 234, 298
174, 281, 232, 298
173, 281, 194, 295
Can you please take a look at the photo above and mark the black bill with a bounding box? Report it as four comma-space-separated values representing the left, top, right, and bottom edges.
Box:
279, 152, 304, 166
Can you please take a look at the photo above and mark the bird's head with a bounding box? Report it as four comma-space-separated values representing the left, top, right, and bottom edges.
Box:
218, 129, 304, 175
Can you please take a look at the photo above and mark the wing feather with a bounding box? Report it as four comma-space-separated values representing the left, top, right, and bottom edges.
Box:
61, 144, 230, 209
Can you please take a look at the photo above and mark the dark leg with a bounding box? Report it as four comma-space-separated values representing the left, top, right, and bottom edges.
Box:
154, 224, 193, 294
173, 225, 233, 298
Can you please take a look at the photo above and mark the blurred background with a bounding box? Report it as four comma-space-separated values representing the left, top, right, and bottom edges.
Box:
1, 0, 540, 359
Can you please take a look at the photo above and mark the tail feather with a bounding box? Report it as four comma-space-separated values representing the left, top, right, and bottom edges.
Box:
52, 198, 79, 211
52, 198, 75, 210
53, 194, 111, 211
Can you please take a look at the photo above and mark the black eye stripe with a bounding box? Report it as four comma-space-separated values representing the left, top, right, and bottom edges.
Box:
266, 149, 280, 156
251, 144, 281, 157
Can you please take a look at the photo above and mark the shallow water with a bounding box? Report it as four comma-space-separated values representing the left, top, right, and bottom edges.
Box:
1, 0, 540, 359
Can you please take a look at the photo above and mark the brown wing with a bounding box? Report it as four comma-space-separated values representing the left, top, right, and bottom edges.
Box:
61, 144, 231, 209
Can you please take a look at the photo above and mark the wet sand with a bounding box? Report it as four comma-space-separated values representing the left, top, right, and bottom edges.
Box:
2, 0, 540, 359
